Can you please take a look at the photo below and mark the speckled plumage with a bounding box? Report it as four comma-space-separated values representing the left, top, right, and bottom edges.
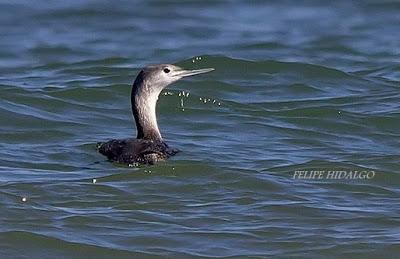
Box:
97, 138, 179, 165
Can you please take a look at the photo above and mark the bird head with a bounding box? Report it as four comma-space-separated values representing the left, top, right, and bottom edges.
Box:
134, 64, 214, 94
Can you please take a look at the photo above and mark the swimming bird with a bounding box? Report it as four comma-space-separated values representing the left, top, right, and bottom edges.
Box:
97, 64, 214, 165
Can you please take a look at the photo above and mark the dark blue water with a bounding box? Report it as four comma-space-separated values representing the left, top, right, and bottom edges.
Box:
1, 0, 399, 257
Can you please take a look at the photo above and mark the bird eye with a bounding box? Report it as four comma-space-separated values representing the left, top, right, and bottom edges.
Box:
163, 68, 170, 73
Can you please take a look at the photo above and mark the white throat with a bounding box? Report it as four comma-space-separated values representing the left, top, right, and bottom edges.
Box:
132, 87, 162, 141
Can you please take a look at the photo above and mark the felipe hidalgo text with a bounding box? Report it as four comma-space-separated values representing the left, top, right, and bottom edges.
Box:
293, 170, 376, 180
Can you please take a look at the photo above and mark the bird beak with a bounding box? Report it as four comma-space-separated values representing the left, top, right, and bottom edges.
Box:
173, 68, 215, 78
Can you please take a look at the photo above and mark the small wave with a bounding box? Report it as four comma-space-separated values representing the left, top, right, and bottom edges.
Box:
180, 55, 359, 80
0, 231, 147, 257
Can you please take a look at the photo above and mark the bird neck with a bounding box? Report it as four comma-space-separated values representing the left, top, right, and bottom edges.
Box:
131, 83, 162, 141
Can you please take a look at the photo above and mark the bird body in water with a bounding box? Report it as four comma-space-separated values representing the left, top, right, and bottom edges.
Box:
97, 64, 214, 165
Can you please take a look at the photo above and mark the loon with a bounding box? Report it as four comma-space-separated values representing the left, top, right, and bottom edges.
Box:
97, 64, 214, 165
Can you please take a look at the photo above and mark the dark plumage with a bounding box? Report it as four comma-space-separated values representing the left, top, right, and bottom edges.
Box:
98, 139, 179, 165
97, 63, 214, 165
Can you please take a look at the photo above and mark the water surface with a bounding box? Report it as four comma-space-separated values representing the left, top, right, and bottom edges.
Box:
1, 0, 400, 257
